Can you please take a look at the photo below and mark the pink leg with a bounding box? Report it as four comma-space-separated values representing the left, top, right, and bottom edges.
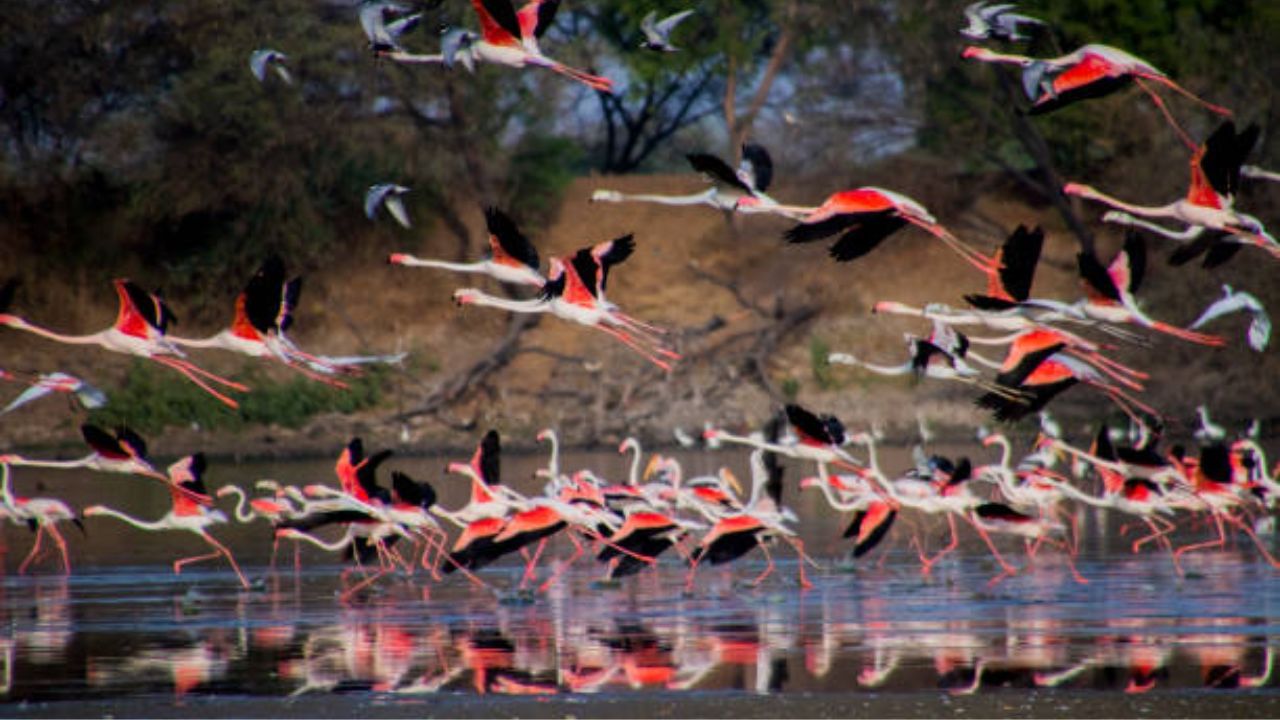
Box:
48, 524, 70, 576
199, 531, 250, 589
748, 541, 774, 586
520, 539, 548, 589
1132, 77, 1197, 151
539, 533, 585, 593
785, 537, 815, 590
18, 525, 45, 575
152, 357, 243, 408
1174, 511, 1227, 560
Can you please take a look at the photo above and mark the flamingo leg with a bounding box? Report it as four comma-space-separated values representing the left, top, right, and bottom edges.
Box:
748, 540, 774, 587
784, 537, 815, 590
538, 533, 586, 593
47, 524, 70, 576
592, 324, 675, 371
1173, 511, 1227, 561
198, 530, 250, 590
520, 538, 548, 589
1131, 77, 1197, 151
152, 357, 243, 408
1139, 73, 1233, 117
963, 513, 1018, 576
18, 525, 45, 575
1223, 512, 1280, 569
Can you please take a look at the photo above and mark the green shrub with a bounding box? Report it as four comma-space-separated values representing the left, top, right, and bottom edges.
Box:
88, 361, 389, 435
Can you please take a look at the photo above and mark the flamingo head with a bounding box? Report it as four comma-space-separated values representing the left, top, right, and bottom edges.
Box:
871, 300, 912, 316
452, 288, 484, 307
981, 433, 1005, 448
1061, 182, 1094, 199
961, 45, 996, 61
618, 437, 639, 454
536, 428, 555, 443
388, 253, 410, 265
214, 485, 237, 498
849, 432, 874, 446
702, 427, 723, 440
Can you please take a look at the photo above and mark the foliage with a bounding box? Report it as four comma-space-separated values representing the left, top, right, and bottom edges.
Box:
87, 362, 389, 435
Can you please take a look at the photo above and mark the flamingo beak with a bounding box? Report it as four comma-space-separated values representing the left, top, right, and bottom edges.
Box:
642, 455, 662, 482
721, 468, 743, 496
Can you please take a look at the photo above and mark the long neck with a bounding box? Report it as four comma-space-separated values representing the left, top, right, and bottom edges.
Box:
1076, 186, 1177, 218
1038, 475, 1109, 508
859, 440, 883, 482
990, 436, 1012, 470
220, 486, 254, 523
288, 528, 354, 552
853, 358, 912, 376
397, 256, 483, 272
1, 464, 13, 507
597, 189, 717, 206
625, 441, 641, 486
4, 317, 104, 345
4, 454, 92, 470
89, 505, 171, 531
461, 290, 547, 313
544, 432, 560, 481
811, 474, 865, 512
169, 331, 235, 349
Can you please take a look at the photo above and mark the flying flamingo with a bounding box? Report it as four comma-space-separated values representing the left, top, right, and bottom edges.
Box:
0, 424, 214, 505
777, 188, 997, 272
963, 225, 1044, 311
84, 453, 250, 589
962, 43, 1232, 150
170, 256, 353, 385
827, 334, 1028, 402
390, 207, 544, 287
0, 370, 106, 415
382, 0, 614, 92
1, 462, 84, 575
0, 278, 247, 407
1065, 122, 1278, 263
1075, 231, 1225, 346
592, 144, 796, 217
453, 235, 680, 371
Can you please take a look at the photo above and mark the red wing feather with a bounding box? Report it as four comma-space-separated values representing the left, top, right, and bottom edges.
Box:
472, 0, 522, 45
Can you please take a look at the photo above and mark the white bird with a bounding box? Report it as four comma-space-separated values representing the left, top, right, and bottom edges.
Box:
673, 426, 696, 448
365, 184, 411, 228
1038, 411, 1062, 440
1188, 284, 1271, 352
249, 49, 292, 84
960, 2, 1046, 42
441, 28, 479, 72
0, 371, 107, 416
640, 9, 696, 52
1194, 404, 1227, 444
359, 0, 420, 52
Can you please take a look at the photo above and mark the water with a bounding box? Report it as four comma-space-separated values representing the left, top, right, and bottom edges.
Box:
1, 447, 1278, 709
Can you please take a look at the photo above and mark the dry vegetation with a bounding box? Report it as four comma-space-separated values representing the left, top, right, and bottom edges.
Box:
5, 156, 1278, 458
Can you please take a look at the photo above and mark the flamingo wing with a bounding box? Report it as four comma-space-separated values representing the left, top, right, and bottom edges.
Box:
517, 0, 559, 39
115, 426, 151, 461
1028, 54, 1131, 115
392, 470, 437, 510
827, 213, 909, 262
785, 403, 845, 446
686, 153, 753, 193
116, 279, 175, 335
81, 423, 128, 459
484, 207, 540, 270
244, 255, 288, 334
0, 277, 16, 313
843, 501, 896, 558
471, 0, 523, 46
475, 429, 502, 486
1077, 249, 1122, 302
997, 225, 1044, 302
589, 234, 635, 293
740, 143, 774, 192
1199, 121, 1260, 202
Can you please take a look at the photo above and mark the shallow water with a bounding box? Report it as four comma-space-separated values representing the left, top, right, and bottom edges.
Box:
1, 447, 1278, 712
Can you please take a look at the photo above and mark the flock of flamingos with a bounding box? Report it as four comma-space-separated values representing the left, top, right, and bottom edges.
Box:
2, 1, 1280, 599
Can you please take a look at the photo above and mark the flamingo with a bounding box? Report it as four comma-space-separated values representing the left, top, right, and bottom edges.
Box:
685, 447, 814, 591
1241, 165, 1280, 183
640, 9, 696, 52
249, 49, 292, 84
0, 278, 247, 408
0, 370, 106, 415
963, 225, 1044, 311
216, 483, 300, 569
1076, 231, 1226, 346
453, 235, 680, 371
169, 256, 352, 385
1188, 284, 1270, 352
0, 424, 207, 501
827, 335, 1027, 401
960, 2, 1045, 42
591, 144, 796, 217
84, 453, 250, 589
962, 43, 1232, 149
382, 0, 613, 93
390, 207, 543, 287
1065, 122, 1277, 263
359, 0, 421, 53
1, 462, 84, 575
778, 188, 997, 272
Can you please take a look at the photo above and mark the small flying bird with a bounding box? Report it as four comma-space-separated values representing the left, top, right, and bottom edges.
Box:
1193, 405, 1226, 444
960, 2, 1046, 42
365, 184, 411, 228
0, 371, 107, 416
640, 9, 696, 52
1188, 284, 1271, 352
249, 49, 292, 84
359, 0, 421, 53
441, 28, 480, 71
